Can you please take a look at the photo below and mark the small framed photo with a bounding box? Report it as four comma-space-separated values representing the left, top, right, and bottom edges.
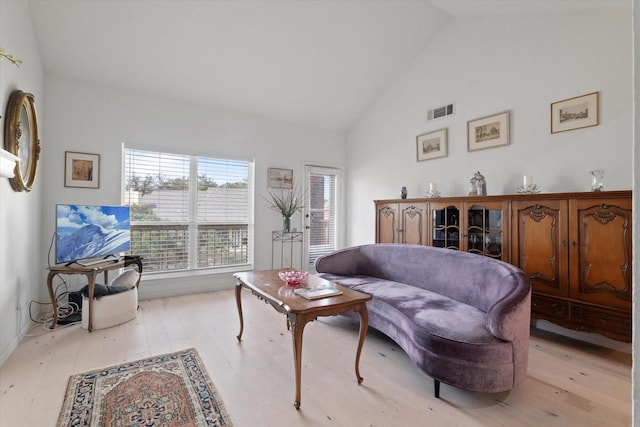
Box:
65, 151, 100, 188
467, 110, 510, 152
268, 167, 293, 189
551, 92, 599, 134
416, 128, 448, 161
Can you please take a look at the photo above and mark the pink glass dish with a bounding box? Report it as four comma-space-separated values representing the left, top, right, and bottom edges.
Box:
278, 270, 308, 287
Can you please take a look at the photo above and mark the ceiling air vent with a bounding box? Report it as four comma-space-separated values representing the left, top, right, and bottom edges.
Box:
426, 103, 455, 121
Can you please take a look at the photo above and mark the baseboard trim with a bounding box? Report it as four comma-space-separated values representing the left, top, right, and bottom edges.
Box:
531, 319, 631, 354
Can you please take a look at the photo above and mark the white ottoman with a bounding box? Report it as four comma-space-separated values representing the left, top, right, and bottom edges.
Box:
81, 270, 139, 330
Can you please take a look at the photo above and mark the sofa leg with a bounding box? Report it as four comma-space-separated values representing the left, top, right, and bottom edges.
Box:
434, 379, 440, 398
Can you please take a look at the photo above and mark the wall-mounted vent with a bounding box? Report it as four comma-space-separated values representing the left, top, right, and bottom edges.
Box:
426, 103, 455, 121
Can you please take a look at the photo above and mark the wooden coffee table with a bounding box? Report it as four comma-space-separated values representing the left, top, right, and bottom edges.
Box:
233, 270, 372, 409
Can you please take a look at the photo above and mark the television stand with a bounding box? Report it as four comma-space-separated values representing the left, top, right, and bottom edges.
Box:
46, 255, 143, 332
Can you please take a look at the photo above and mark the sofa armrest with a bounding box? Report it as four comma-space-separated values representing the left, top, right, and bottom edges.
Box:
315, 246, 361, 275
485, 271, 531, 341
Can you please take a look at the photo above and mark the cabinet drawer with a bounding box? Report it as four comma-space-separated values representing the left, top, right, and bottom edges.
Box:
569, 303, 632, 341
531, 294, 569, 322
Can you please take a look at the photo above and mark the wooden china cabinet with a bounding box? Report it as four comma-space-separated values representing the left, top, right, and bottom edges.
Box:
375, 190, 632, 342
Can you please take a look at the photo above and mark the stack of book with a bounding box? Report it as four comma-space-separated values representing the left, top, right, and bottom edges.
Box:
294, 287, 343, 300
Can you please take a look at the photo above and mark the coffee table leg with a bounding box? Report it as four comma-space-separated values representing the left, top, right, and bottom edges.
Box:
235, 282, 244, 342
289, 314, 306, 410
355, 304, 369, 384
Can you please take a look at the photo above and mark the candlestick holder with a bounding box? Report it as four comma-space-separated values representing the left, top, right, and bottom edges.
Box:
517, 184, 540, 194
425, 189, 441, 198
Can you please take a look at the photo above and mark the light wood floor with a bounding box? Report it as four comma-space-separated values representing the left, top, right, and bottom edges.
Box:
0, 289, 632, 426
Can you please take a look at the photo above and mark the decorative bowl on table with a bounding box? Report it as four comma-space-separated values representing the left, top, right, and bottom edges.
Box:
278, 270, 308, 287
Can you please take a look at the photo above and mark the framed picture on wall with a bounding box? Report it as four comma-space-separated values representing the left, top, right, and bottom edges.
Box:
467, 110, 510, 152
268, 167, 293, 189
416, 128, 448, 161
550, 92, 599, 134
65, 151, 100, 188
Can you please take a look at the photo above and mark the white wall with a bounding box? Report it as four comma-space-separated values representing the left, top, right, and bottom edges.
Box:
0, 0, 44, 364
347, 9, 633, 246
40, 75, 346, 299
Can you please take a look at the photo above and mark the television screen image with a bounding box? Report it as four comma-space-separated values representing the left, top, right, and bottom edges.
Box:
56, 204, 131, 265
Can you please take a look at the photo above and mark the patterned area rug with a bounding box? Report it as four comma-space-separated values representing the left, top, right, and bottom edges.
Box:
57, 348, 232, 426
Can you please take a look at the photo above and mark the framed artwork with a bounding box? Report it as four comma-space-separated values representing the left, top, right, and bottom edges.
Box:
551, 92, 599, 133
416, 128, 448, 161
268, 167, 293, 189
65, 151, 100, 188
467, 110, 510, 152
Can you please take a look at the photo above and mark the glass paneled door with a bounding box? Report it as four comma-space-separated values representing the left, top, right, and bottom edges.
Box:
304, 165, 342, 270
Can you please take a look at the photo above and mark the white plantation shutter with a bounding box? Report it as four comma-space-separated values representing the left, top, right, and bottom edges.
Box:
307, 167, 338, 265
124, 148, 252, 273
196, 158, 249, 224
196, 158, 250, 268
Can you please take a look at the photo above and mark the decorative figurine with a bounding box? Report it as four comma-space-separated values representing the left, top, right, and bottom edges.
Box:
401, 186, 407, 199
469, 171, 486, 196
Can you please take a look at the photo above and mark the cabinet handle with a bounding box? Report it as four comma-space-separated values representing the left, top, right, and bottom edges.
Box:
561, 240, 567, 248
599, 315, 610, 324
571, 241, 577, 248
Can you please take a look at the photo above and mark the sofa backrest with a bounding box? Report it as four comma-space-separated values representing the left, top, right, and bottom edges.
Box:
319, 244, 529, 313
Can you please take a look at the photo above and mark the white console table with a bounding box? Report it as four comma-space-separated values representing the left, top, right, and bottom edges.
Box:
272, 231, 304, 270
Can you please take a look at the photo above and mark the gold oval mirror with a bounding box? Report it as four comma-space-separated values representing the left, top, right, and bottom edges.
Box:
4, 90, 40, 192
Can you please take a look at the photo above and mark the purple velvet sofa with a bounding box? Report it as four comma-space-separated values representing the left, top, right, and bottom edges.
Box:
314, 244, 531, 397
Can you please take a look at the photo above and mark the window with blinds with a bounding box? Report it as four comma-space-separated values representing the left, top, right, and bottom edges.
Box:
123, 148, 252, 273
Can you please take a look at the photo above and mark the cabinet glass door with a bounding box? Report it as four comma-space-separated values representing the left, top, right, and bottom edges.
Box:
431, 205, 460, 250
466, 205, 503, 259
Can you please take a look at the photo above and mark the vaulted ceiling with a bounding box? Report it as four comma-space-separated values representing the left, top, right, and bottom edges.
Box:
27, 0, 630, 132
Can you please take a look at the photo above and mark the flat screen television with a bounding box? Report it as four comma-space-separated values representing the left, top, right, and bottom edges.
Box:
56, 204, 131, 265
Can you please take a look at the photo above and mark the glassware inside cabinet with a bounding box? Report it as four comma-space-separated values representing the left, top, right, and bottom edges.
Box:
466, 205, 503, 258
432, 205, 460, 250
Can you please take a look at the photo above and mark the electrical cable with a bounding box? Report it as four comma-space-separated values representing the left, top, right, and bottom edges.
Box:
27, 269, 83, 332
48, 230, 56, 267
